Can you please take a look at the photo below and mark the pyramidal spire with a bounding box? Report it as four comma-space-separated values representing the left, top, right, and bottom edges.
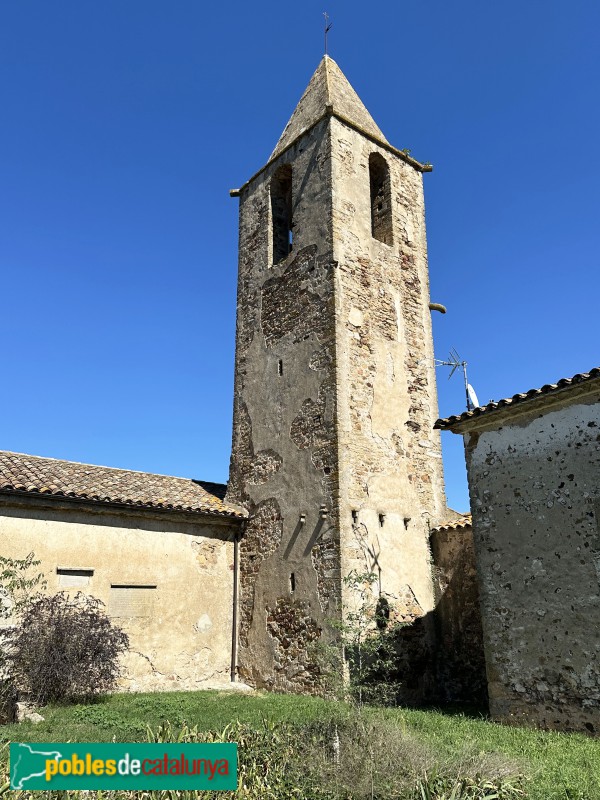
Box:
270, 56, 389, 161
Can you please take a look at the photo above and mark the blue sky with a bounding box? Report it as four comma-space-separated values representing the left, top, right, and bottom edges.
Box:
1, 1, 598, 512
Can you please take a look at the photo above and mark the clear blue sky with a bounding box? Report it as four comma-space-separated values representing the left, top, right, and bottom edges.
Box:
1, 1, 598, 512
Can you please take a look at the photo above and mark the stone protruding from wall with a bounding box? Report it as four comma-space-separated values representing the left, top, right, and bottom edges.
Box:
441, 380, 600, 734
228, 56, 449, 693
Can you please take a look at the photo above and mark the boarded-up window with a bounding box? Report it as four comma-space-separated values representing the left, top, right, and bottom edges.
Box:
57, 568, 93, 588
271, 164, 293, 264
109, 585, 156, 617
369, 152, 393, 245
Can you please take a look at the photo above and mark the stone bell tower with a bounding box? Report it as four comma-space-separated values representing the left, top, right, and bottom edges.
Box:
227, 57, 447, 691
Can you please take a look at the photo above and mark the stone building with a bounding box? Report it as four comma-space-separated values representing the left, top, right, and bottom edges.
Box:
0, 450, 245, 691
1, 56, 462, 697
436, 368, 600, 733
226, 55, 453, 691
13, 55, 595, 734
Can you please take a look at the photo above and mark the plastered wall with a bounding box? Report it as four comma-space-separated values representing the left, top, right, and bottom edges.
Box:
330, 116, 447, 619
228, 112, 449, 692
1, 497, 237, 692
464, 393, 600, 733
227, 119, 340, 692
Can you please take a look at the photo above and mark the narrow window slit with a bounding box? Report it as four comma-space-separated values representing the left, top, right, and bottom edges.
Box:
278, 359, 283, 376
290, 573, 296, 593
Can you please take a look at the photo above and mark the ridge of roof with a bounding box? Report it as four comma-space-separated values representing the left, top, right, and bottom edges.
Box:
270, 56, 388, 161
435, 368, 600, 431
0, 450, 246, 519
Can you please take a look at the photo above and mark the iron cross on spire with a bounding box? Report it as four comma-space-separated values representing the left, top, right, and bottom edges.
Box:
323, 12, 332, 55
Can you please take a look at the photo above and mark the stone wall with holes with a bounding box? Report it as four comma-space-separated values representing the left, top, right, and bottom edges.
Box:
227, 118, 341, 691
0, 495, 238, 691
462, 387, 600, 733
329, 115, 447, 625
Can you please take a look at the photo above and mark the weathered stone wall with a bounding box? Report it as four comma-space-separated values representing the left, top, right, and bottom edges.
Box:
330, 116, 447, 625
430, 524, 487, 705
228, 95, 449, 694
0, 496, 238, 691
227, 119, 342, 691
463, 390, 600, 733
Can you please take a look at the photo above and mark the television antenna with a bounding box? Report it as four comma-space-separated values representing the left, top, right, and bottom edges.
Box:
434, 348, 480, 411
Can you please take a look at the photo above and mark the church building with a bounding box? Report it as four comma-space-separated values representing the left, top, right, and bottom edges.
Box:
2, 56, 459, 695
3, 56, 544, 722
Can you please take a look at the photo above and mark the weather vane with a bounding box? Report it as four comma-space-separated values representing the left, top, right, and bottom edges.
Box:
323, 12, 332, 55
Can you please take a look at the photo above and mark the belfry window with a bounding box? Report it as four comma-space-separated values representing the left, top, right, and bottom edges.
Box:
369, 153, 393, 245
271, 164, 293, 264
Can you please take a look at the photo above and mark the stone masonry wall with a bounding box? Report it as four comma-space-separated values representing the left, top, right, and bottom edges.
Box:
430, 525, 487, 705
330, 116, 447, 628
464, 391, 600, 733
227, 119, 342, 691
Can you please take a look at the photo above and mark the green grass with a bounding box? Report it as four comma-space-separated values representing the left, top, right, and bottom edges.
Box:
1, 691, 599, 799
0, 690, 338, 743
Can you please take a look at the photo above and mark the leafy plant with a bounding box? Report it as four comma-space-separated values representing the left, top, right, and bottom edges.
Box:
315, 569, 405, 707
0, 553, 47, 722
6, 592, 129, 704
0, 552, 47, 622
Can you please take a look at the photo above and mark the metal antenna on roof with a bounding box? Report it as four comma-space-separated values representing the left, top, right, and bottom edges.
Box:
435, 349, 479, 411
323, 12, 332, 55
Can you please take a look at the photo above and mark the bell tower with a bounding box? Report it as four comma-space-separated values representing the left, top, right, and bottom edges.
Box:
227, 57, 447, 691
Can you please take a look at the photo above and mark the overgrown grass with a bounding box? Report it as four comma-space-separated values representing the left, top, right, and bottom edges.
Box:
0, 691, 598, 799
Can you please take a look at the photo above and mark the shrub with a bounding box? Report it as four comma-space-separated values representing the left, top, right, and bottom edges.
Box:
7, 592, 129, 704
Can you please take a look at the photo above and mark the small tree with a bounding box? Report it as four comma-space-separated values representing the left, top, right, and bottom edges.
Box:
341, 570, 403, 707
0, 552, 47, 621
311, 570, 404, 707
8, 591, 129, 704
0, 553, 47, 721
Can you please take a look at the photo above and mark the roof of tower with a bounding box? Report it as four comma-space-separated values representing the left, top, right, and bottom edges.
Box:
270, 56, 389, 161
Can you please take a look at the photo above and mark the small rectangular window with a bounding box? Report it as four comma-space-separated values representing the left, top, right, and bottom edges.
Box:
57, 568, 93, 588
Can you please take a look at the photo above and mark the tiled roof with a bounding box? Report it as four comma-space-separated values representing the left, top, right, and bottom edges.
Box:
431, 514, 472, 533
435, 368, 600, 430
0, 451, 246, 520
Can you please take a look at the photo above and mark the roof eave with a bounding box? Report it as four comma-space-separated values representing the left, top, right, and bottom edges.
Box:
231, 108, 432, 199
435, 372, 600, 434
0, 488, 248, 522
